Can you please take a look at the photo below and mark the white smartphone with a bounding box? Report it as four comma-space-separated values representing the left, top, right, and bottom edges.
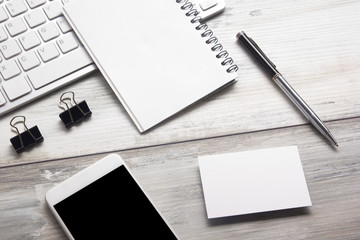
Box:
46, 154, 179, 239
191, 0, 226, 20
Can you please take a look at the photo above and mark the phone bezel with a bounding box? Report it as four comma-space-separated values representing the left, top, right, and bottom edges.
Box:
46, 154, 178, 239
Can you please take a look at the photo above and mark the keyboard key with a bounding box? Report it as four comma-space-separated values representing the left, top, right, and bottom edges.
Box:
18, 50, 40, 71
0, 91, 6, 106
0, 0, 95, 116
38, 22, 59, 41
57, 33, 78, 53
43, 1, 62, 20
5, 18, 28, 37
28, 47, 92, 89
0, 6, 9, 22
6, 0, 28, 17
56, 17, 72, 33
37, 42, 59, 62
24, 8, 46, 28
19, 31, 41, 50
26, 0, 46, 9
0, 26, 8, 42
0, 39, 22, 59
0, 59, 21, 79
2, 75, 31, 100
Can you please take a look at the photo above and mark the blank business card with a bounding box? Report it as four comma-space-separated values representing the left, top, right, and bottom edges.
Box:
198, 146, 312, 219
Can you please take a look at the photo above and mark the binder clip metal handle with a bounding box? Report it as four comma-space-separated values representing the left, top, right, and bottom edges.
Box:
10, 116, 44, 153
59, 91, 92, 128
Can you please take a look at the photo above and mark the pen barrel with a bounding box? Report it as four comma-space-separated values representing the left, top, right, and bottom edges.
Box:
272, 73, 312, 120
272, 73, 336, 144
237, 31, 278, 77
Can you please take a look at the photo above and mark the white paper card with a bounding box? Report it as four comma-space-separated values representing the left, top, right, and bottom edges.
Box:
198, 146, 312, 218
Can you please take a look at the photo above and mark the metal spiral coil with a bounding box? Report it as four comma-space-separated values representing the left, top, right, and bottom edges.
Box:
176, 0, 238, 73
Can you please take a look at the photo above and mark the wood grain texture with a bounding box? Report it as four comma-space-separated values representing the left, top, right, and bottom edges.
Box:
0, 118, 359, 240
0, 0, 359, 166
0, 0, 359, 239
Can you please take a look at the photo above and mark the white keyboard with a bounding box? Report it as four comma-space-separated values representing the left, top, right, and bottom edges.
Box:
0, 0, 95, 116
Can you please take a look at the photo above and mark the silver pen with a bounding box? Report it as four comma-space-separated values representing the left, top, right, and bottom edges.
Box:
236, 31, 338, 147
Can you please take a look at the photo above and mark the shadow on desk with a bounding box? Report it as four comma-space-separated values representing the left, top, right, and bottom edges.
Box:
207, 207, 311, 226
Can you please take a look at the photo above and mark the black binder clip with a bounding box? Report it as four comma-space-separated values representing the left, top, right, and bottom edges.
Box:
58, 91, 92, 128
10, 116, 44, 153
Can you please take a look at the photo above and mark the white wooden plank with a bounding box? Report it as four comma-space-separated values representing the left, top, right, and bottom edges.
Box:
0, 0, 359, 167
0, 118, 359, 239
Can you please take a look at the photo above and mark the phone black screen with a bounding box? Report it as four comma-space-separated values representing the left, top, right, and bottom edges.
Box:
54, 165, 177, 239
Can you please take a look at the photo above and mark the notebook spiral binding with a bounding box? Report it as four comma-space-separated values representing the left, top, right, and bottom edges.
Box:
176, 0, 239, 73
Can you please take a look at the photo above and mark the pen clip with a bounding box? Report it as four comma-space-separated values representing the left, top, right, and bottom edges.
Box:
248, 37, 277, 69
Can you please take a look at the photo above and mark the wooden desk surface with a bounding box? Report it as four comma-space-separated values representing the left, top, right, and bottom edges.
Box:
0, 0, 359, 239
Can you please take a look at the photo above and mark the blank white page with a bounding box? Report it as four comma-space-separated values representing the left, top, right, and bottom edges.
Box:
198, 146, 312, 218
64, 0, 237, 132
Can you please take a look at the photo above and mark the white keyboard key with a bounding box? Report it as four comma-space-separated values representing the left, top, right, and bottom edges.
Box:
28, 47, 92, 89
2, 75, 31, 100
0, 91, 6, 106
24, 8, 46, 28
43, 1, 62, 20
57, 33, 78, 53
0, 6, 9, 22
26, 0, 46, 9
18, 50, 40, 70
0, 59, 21, 80
0, 39, 22, 59
38, 22, 59, 41
0, 26, 8, 42
37, 42, 59, 62
6, 0, 28, 17
5, 18, 28, 37
56, 16, 72, 33
19, 31, 41, 50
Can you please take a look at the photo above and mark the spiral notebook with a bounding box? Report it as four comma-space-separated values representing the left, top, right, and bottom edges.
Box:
63, 0, 238, 132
